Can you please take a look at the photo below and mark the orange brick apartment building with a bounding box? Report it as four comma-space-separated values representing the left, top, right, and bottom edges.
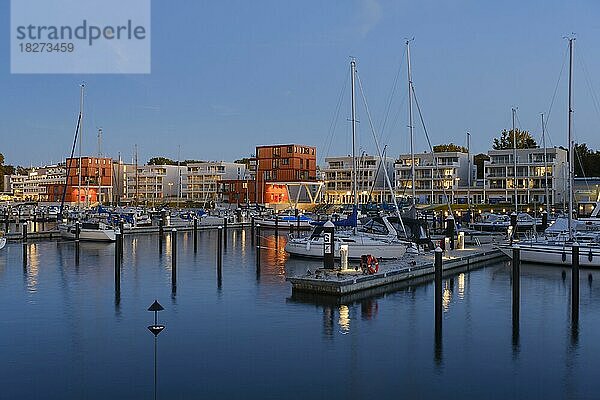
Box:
47, 157, 113, 203
255, 144, 316, 204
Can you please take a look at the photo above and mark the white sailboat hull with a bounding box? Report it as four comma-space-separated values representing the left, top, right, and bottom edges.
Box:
499, 242, 600, 268
0, 237, 5, 250
285, 236, 408, 260
59, 224, 116, 242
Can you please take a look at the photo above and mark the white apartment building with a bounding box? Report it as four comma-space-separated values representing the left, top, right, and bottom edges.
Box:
5, 164, 66, 201
185, 161, 247, 203
483, 147, 568, 206
323, 155, 394, 204
4, 174, 27, 200
124, 165, 187, 204
395, 152, 473, 204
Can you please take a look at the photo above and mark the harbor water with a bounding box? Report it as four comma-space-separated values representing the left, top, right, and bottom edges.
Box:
1, 229, 600, 399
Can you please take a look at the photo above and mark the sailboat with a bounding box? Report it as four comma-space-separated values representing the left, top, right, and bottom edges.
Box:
285, 59, 409, 260
58, 84, 118, 242
0, 230, 6, 251
499, 37, 600, 267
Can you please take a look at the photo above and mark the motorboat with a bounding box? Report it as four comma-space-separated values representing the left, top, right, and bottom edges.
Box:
0, 231, 6, 250
59, 221, 117, 242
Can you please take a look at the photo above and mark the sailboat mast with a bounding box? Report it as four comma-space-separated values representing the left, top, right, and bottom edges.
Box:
467, 131, 471, 210
541, 113, 550, 213
350, 58, 358, 232
78, 83, 84, 209
512, 107, 517, 214
98, 128, 102, 205
406, 40, 416, 205
567, 37, 575, 240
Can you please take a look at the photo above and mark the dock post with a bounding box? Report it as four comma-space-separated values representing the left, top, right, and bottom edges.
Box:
115, 232, 121, 294
33, 214, 37, 233
223, 217, 228, 250
119, 229, 124, 263
289, 223, 294, 236
75, 221, 80, 265
119, 219, 125, 236
445, 215, 455, 250
323, 221, 335, 269
434, 247, 443, 361
251, 216, 255, 246
193, 217, 198, 253
158, 220, 163, 254
510, 212, 517, 242
171, 229, 177, 292
572, 243, 580, 326
217, 226, 223, 287
512, 245, 520, 347
296, 208, 300, 234
541, 211, 548, 231
255, 224, 261, 274
22, 222, 28, 241
274, 214, 279, 238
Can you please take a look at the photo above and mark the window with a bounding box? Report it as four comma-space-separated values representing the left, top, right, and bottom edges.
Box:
287, 146, 293, 153
282, 158, 289, 165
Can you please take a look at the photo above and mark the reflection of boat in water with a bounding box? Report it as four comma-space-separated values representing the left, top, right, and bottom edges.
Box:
58, 221, 117, 242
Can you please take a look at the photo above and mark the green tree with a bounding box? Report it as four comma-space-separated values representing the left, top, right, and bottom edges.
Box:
473, 153, 490, 179
493, 129, 537, 150
432, 143, 468, 153
148, 157, 177, 165
573, 143, 600, 177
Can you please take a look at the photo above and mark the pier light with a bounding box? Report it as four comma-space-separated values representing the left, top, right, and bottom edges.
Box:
526, 208, 530, 213
490, 209, 494, 213
503, 208, 506, 213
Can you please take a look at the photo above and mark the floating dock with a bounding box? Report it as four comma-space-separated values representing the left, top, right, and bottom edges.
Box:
286, 244, 506, 295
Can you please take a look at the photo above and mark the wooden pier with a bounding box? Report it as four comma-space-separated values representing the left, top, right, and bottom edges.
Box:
286, 245, 506, 295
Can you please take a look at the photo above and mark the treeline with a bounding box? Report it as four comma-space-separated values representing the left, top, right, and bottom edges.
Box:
0, 153, 28, 191
574, 144, 600, 177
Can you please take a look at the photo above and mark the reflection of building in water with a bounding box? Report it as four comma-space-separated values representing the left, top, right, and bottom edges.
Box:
323, 306, 335, 338
338, 305, 350, 333
458, 273, 466, 300
361, 299, 379, 320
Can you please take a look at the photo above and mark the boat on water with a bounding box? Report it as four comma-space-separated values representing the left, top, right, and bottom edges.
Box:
0, 231, 6, 250
254, 212, 314, 229
499, 38, 600, 267
59, 221, 117, 242
284, 216, 410, 260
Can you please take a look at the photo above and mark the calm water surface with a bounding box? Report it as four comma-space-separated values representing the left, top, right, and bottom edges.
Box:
1, 228, 600, 399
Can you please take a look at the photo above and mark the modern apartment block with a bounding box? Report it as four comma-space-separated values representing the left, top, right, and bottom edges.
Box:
124, 164, 187, 204
185, 161, 247, 203
394, 152, 473, 204
323, 155, 395, 204
5, 164, 66, 202
4, 174, 27, 200
483, 147, 568, 206
255, 144, 317, 204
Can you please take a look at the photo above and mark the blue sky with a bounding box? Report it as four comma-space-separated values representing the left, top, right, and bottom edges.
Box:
2, 0, 600, 166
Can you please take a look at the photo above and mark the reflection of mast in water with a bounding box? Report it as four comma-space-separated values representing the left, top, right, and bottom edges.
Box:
458, 273, 466, 300
322, 305, 335, 338
360, 299, 379, 320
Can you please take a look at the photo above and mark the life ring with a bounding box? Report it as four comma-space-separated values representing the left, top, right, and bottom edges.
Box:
366, 255, 379, 274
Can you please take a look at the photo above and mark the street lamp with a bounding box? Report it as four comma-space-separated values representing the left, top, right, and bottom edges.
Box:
148, 300, 165, 400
